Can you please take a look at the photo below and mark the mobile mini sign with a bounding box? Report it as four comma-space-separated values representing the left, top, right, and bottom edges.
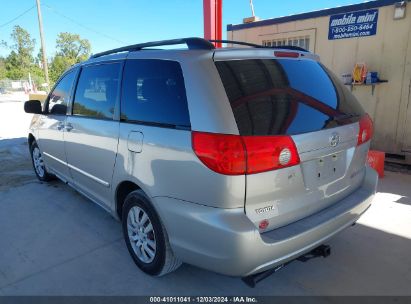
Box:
328, 9, 379, 40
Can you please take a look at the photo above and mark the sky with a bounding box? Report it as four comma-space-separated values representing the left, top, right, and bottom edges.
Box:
0, 0, 369, 57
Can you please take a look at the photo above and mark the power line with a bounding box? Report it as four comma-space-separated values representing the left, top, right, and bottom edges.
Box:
0, 5, 36, 28
42, 3, 126, 45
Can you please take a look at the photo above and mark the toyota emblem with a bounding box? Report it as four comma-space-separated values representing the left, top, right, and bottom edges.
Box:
330, 133, 340, 147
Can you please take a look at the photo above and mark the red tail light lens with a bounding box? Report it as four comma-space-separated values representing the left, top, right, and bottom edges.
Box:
242, 135, 300, 174
192, 132, 300, 175
192, 132, 246, 175
357, 114, 373, 146
274, 51, 300, 58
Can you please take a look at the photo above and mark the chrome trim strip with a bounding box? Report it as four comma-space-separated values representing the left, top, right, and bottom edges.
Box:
43, 152, 110, 187
67, 163, 110, 187
43, 152, 66, 165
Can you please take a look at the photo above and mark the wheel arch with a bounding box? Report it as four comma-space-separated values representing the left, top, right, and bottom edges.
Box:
115, 180, 142, 221
28, 133, 35, 147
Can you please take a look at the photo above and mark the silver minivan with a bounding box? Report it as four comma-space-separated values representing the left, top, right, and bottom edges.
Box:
24, 38, 378, 282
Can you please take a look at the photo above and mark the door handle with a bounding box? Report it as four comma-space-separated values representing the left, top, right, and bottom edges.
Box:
57, 122, 64, 131
64, 123, 73, 132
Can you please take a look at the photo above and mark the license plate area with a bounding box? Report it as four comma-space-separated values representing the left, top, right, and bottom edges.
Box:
302, 151, 347, 188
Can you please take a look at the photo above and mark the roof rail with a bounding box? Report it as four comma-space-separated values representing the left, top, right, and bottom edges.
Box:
90, 37, 215, 59
209, 39, 308, 52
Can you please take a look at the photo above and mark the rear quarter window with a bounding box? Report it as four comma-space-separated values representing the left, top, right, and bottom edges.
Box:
121, 59, 190, 128
215, 59, 364, 136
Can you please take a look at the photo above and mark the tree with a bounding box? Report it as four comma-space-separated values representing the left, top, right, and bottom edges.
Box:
0, 57, 6, 79
56, 32, 91, 60
4, 26, 36, 79
50, 32, 91, 82
49, 55, 75, 83
4, 51, 23, 79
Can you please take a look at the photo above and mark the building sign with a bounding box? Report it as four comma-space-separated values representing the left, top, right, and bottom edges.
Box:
328, 9, 379, 40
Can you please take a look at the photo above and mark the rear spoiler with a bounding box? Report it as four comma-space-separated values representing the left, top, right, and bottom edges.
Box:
213, 48, 320, 61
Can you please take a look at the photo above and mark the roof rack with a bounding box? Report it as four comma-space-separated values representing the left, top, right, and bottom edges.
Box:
209, 39, 308, 52
90, 37, 308, 59
90, 37, 215, 58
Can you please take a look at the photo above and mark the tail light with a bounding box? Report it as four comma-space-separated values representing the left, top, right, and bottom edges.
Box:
242, 135, 300, 174
192, 132, 300, 175
357, 114, 373, 146
191, 132, 246, 175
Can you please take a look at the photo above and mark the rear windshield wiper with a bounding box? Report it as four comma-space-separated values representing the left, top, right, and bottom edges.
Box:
333, 113, 360, 121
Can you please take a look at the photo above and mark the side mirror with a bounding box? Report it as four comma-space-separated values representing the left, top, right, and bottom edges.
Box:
24, 100, 42, 114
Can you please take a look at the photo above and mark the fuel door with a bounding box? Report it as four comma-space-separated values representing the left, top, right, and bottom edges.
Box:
127, 131, 144, 153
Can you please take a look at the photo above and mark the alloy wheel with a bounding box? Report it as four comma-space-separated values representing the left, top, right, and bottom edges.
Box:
127, 206, 157, 263
32, 147, 45, 178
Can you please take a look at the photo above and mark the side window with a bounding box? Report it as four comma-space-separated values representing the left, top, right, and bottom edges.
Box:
73, 63, 121, 119
47, 70, 76, 115
121, 59, 190, 127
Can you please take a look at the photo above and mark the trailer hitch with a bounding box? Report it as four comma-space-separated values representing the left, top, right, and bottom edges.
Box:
241, 244, 331, 288
297, 244, 331, 262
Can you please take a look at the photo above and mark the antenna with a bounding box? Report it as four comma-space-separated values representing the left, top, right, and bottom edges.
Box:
243, 0, 259, 23
249, 0, 255, 17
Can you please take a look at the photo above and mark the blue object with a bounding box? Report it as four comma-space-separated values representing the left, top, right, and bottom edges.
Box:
366, 72, 379, 84
328, 9, 379, 40
228, 0, 393, 31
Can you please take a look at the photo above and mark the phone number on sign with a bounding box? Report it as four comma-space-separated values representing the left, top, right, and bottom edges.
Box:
331, 23, 374, 33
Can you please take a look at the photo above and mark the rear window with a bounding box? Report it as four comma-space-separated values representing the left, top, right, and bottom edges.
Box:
215, 59, 364, 136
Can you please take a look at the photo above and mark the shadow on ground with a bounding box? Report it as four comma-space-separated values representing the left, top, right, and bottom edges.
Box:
0, 137, 35, 192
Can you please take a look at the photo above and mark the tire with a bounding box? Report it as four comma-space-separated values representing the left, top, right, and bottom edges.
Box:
30, 140, 54, 182
122, 190, 182, 276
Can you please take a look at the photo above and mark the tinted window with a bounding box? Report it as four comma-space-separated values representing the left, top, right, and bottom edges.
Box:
73, 63, 121, 119
47, 70, 76, 115
121, 59, 190, 128
215, 59, 364, 136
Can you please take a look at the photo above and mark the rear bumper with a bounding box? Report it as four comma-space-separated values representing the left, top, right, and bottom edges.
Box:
152, 166, 378, 277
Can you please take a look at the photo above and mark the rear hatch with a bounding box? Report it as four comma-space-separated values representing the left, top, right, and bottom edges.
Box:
214, 50, 371, 232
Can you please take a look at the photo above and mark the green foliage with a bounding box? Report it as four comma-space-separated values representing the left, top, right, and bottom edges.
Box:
4, 26, 36, 80
31, 65, 46, 86
1, 26, 92, 87
5, 51, 24, 79
50, 32, 91, 83
56, 32, 91, 60
0, 57, 7, 79
49, 55, 76, 83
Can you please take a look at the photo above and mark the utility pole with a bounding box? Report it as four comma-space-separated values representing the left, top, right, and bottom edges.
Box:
203, 0, 222, 48
35, 0, 49, 87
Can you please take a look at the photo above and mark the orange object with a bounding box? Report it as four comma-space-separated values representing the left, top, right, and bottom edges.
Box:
367, 150, 385, 178
352, 63, 368, 84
